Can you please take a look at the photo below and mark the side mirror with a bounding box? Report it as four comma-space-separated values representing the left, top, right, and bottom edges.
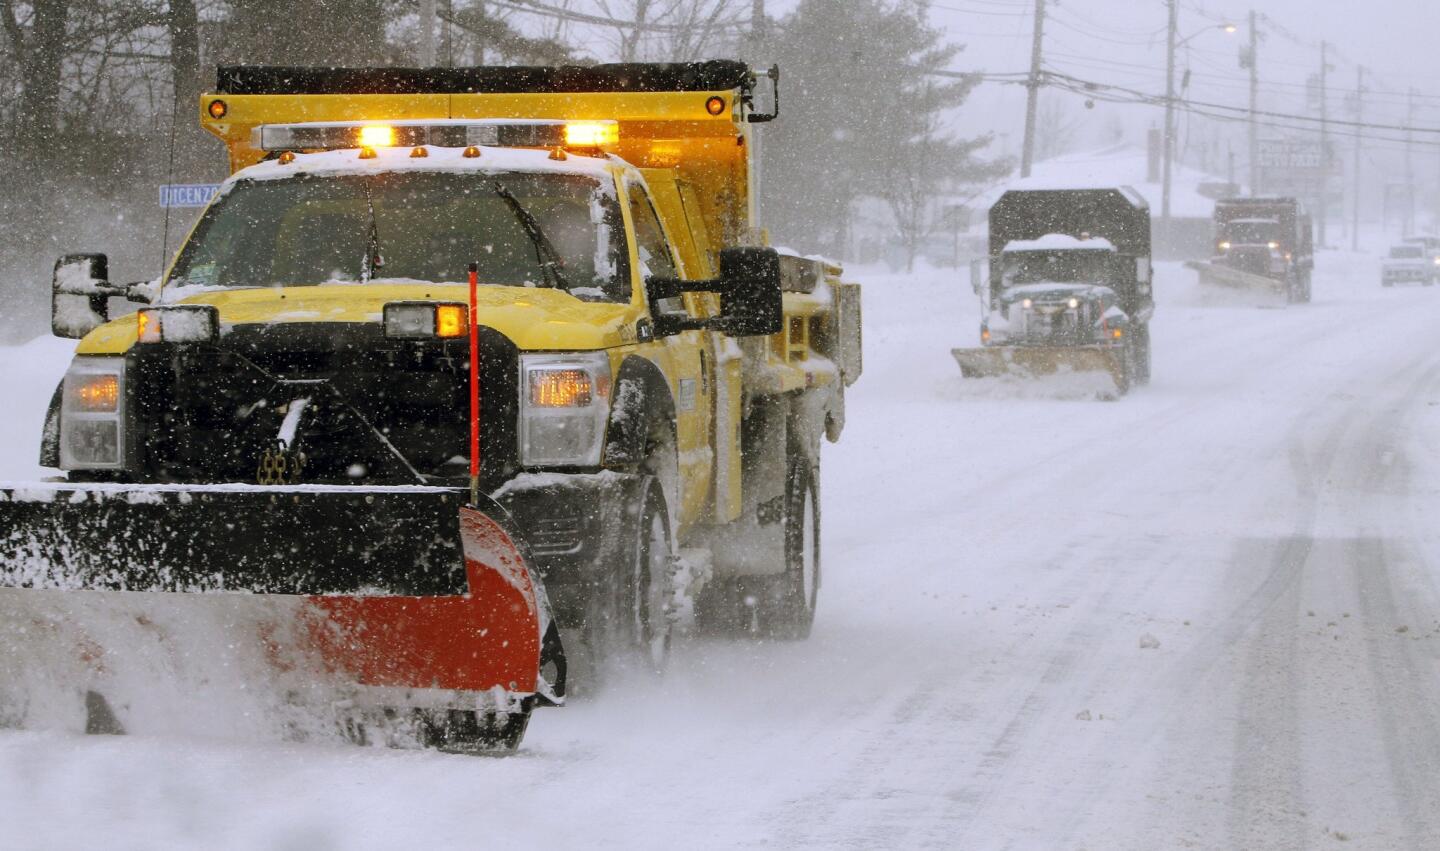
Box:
646, 247, 783, 338
715, 247, 782, 336
745, 65, 780, 123
51, 253, 122, 339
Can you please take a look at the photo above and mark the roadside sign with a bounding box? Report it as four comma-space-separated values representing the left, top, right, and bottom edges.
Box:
158, 184, 221, 208
1257, 139, 1322, 170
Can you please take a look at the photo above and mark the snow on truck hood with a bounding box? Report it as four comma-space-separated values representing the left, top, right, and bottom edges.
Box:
1000, 282, 1113, 301
75, 283, 639, 356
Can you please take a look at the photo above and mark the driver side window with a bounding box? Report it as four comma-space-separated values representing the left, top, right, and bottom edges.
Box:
626, 183, 684, 315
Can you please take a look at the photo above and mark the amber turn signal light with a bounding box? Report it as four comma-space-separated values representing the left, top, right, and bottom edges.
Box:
529, 369, 593, 407
435, 304, 467, 338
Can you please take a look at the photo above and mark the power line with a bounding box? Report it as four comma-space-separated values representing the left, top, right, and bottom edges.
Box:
1037, 70, 1440, 150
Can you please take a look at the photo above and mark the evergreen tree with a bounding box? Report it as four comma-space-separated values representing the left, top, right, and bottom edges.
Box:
759, 0, 1004, 265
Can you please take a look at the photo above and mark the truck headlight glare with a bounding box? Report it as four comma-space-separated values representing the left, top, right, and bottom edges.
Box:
530, 369, 594, 407
71, 374, 119, 413
520, 353, 611, 466
563, 121, 619, 149
60, 357, 125, 469
358, 125, 396, 147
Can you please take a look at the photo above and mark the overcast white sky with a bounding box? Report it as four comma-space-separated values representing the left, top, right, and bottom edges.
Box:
932, 0, 1440, 186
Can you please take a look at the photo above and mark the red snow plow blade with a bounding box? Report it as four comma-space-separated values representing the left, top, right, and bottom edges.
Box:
0, 485, 563, 753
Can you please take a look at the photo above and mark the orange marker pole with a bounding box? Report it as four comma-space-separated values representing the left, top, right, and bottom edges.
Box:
468, 262, 481, 507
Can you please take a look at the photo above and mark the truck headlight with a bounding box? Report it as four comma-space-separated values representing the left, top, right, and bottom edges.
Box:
60, 357, 126, 469
519, 352, 611, 466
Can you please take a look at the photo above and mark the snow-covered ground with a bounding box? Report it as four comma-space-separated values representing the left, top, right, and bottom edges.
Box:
3, 250, 1440, 849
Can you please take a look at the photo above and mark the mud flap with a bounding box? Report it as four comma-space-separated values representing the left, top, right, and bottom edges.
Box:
0, 485, 560, 753
951, 345, 1125, 390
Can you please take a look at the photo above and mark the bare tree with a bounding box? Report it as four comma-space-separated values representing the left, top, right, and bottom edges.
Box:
591, 0, 746, 62
1034, 92, 1080, 163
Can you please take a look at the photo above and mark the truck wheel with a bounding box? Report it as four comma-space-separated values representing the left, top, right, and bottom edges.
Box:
582, 477, 673, 678
632, 485, 674, 672
759, 455, 820, 640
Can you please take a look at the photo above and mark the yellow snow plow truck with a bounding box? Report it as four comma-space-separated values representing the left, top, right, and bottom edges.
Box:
0, 61, 861, 753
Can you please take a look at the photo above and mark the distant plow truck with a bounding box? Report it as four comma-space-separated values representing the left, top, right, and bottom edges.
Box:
1187, 196, 1314, 303
952, 187, 1154, 397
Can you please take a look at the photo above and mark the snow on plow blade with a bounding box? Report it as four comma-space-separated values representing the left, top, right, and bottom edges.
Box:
1185, 259, 1286, 295
951, 345, 1124, 392
0, 484, 561, 754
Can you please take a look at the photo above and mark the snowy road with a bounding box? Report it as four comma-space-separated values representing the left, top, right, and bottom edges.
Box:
3, 253, 1440, 849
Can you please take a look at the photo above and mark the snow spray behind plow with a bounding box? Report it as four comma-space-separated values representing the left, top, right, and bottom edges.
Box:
0, 484, 563, 753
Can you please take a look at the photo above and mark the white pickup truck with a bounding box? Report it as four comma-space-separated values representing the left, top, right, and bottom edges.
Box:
1381, 243, 1436, 287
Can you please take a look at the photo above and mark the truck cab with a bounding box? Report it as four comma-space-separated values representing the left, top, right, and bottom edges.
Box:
983, 235, 1131, 348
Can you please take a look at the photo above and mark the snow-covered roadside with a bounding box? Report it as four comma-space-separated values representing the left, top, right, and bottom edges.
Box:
3, 249, 1440, 848
0, 335, 75, 480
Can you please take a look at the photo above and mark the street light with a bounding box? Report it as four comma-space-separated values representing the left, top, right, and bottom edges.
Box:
1162, 12, 1236, 236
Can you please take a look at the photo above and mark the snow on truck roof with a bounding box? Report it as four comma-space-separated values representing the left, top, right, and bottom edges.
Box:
1003, 234, 1116, 253
230, 144, 618, 187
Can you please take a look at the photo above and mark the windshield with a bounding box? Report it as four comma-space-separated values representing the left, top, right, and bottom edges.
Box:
1390, 245, 1424, 259
166, 171, 630, 301
1001, 250, 1113, 287
1220, 219, 1280, 244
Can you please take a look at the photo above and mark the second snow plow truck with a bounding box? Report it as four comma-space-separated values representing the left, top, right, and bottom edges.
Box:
952, 187, 1154, 396
1188, 196, 1314, 303
0, 61, 862, 753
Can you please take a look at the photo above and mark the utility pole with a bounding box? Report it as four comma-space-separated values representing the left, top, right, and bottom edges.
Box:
1352, 66, 1365, 251
1161, 0, 1177, 229
1318, 41, 1329, 247
1247, 9, 1259, 194
1405, 88, 1416, 235
751, 0, 766, 235
419, 0, 436, 66
1020, 0, 1046, 178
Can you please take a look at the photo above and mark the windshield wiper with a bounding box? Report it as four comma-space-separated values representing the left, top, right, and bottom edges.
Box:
361, 179, 384, 283
491, 180, 571, 290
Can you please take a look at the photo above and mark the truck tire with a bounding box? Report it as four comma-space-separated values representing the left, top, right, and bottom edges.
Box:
758, 455, 820, 640
578, 477, 673, 681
